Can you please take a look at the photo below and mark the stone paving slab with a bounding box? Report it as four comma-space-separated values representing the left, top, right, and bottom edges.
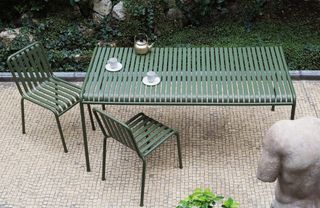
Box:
0, 81, 318, 208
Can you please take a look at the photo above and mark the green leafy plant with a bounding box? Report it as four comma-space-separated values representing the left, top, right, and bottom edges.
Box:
13, 0, 48, 16
241, 0, 267, 23
222, 198, 240, 208
176, 0, 226, 25
177, 188, 239, 208
114, 0, 168, 45
94, 16, 120, 41
0, 11, 99, 72
177, 188, 223, 208
123, 0, 158, 33
69, 0, 92, 17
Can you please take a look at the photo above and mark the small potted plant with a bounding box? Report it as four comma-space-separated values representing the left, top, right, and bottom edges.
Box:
177, 188, 239, 208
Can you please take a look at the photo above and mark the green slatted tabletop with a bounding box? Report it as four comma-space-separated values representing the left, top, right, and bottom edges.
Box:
79, 46, 296, 171
82, 47, 296, 113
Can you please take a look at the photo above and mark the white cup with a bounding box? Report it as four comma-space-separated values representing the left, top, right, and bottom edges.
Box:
147, 71, 157, 83
108, 57, 118, 69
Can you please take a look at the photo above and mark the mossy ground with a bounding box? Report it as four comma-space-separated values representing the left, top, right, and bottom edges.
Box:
157, 18, 320, 70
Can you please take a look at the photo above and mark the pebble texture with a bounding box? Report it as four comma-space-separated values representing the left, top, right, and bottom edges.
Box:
0, 81, 318, 208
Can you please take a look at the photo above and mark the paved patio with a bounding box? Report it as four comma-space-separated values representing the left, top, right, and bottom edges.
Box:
0, 81, 319, 208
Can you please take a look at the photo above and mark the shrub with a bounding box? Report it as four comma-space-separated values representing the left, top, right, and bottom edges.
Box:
177, 188, 239, 208
0, 13, 98, 72
0, 0, 319, 72
0, 0, 89, 23
176, 0, 227, 25
117, 0, 170, 46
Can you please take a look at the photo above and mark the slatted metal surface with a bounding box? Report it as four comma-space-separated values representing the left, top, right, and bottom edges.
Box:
82, 47, 296, 106
7, 42, 83, 115
94, 109, 176, 157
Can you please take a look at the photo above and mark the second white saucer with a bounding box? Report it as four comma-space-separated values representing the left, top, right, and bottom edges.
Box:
105, 63, 122, 72
142, 76, 161, 86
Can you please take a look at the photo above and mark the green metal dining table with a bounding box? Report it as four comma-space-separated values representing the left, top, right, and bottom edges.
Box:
80, 46, 296, 171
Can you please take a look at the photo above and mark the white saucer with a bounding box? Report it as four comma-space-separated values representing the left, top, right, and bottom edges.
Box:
142, 76, 161, 86
105, 63, 122, 72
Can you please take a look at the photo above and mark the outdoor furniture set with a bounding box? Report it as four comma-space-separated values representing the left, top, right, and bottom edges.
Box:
7, 42, 296, 206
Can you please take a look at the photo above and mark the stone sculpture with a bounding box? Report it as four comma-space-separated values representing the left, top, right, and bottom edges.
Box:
257, 117, 320, 208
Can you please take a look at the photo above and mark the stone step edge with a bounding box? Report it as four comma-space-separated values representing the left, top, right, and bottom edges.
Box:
0, 71, 320, 82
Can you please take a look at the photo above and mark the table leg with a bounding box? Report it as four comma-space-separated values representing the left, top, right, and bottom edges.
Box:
80, 102, 91, 172
290, 102, 296, 120
271, 105, 275, 111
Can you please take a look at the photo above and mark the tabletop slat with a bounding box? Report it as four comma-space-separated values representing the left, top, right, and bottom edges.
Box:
277, 47, 294, 102
82, 47, 295, 105
260, 47, 273, 102
181, 48, 187, 102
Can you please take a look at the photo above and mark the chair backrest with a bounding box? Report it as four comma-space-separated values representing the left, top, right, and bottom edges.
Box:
93, 108, 141, 156
7, 42, 53, 95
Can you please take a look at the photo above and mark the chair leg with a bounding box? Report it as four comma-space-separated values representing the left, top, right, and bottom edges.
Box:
80, 102, 91, 172
271, 105, 275, 111
102, 104, 106, 110
55, 115, 68, 153
175, 133, 183, 169
272, 88, 276, 111
102, 137, 107, 181
87, 104, 96, 131
21, 98, 26, 134
140, 160, 147, 207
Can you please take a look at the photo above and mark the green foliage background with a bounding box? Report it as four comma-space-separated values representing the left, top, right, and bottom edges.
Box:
0, 0, 319, 72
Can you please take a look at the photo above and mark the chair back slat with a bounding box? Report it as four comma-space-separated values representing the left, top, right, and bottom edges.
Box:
26, 46, 49, 80
7, 42, 52, 95
93, 109, 139, 153
19, 52, 38, 89
102, 115, 137, 150
24, 50, 44, 83
34, 43, 52, 75
104, 119, 127, 144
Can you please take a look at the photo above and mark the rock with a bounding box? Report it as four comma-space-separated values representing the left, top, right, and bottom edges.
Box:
92, 13, 102, 23
28, 34, 34, 42
257, 117, 320, 208
166, 8, 184, 20
112, 1, 125, 21
21, 13, 30, 22
0, 28, 20, 42
166, 7, 188, 27
93, 0, 112, 17
73, 54, 81, 62
73, 54, 91, 63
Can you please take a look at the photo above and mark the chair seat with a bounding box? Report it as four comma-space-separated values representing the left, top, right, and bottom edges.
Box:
126, 113, 176, 156
24, 77, 81, 115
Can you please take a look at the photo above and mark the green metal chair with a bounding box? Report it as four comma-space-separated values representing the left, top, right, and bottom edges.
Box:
93, 108, 183, 207
7, 42, 95, 153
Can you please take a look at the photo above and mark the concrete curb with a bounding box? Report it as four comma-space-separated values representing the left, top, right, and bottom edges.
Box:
289, 70, 320, 80
0, 71, 320, 82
